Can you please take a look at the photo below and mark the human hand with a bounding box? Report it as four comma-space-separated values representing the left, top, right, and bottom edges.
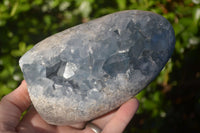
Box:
0, 80, 139, 133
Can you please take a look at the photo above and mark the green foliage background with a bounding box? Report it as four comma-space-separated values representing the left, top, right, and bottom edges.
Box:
0, 0, 200, 132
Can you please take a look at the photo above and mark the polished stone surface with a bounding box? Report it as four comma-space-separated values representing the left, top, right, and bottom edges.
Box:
19, 10, 175, 125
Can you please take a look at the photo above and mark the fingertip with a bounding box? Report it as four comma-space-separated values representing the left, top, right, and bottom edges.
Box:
119, 98, 139, 116
21, 80, 27, 85
19, 80, 28, 91
128, 98, 139, 109
102, 98, 139, 133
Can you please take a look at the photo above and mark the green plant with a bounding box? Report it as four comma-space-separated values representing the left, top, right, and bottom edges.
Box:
0, 0, 200, 132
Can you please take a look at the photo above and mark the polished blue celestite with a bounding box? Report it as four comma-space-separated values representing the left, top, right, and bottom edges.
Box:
19, 10, 175, 125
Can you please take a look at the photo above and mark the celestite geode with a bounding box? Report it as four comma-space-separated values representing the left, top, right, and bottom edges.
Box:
19, 10, 175, 125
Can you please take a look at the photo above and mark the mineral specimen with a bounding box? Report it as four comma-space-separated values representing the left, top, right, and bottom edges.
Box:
19, 10, 175, 125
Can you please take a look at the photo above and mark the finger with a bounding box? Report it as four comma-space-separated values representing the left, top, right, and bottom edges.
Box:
102, 98, 139, 133
56, 121, 86, 133
82, 107, 118, 133
84, 122, 102, 133
18, 106, 85, 133
91, 109, 117, 128
64, 122, 86, 129
55, 121, 87, 133
0, 80, 31, 130
16, 106, 57, 133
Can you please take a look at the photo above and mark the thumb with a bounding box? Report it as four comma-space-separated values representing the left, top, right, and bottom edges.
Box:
0, 80, 31, 131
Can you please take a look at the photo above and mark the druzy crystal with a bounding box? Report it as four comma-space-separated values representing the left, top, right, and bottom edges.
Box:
19, 10, 175, 125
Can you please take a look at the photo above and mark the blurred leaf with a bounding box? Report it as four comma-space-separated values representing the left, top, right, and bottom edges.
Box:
192, 0, 200, 4
0, 84, 13, 97
143, 99, 157, 110
10, 1, 19, 16
194, 8, 200, 26
44, 15, 52, 25
116, 0, 126, 10
32, 0, 43, 6
79, 1, 92, 18
11, 42, 32, 57
19, 42, 26, 52
59, 1, 70, 11
11, 50, 22, 57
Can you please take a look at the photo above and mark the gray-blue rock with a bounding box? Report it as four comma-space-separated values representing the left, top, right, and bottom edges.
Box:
19, 10, 175, 125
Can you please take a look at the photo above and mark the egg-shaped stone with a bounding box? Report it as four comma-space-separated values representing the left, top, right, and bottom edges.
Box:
19, 10, 175, 125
